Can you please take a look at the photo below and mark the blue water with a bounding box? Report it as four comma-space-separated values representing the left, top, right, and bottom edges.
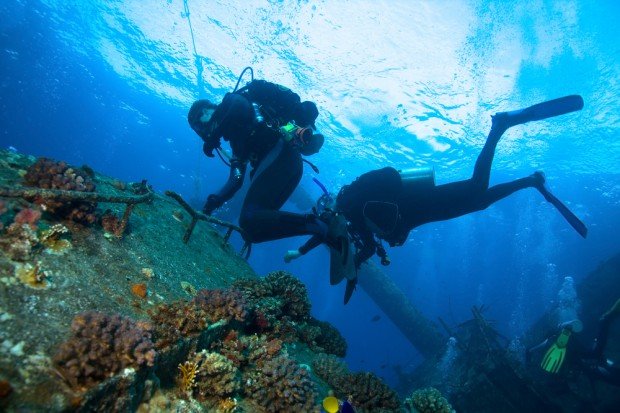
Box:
1, 0, 619, 392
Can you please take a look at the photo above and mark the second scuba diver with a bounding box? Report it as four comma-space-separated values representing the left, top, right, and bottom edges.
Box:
527, 298, 620, 388
285, 95, 588, 304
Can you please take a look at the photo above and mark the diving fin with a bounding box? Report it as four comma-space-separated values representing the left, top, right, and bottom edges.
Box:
541, 343, 567, 374
343, 278, 357, 305
495, 95, 584, 127
328, 214, 356, 285
535, 172, 587, 238
541, 328, 571, 373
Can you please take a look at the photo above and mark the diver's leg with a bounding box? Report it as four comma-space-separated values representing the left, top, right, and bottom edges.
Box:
470, 116, 509, 191
403, 175, 535, 225
471, 95, 584, 191
239, 141, 328, 243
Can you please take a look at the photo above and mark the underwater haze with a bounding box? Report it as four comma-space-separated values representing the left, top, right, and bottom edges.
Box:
1, 0, 619, 391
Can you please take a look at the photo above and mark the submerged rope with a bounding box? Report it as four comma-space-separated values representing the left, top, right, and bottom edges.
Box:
183, 0, 204, 95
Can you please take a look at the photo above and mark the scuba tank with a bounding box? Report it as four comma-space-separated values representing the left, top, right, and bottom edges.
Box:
399, 167, 435, 190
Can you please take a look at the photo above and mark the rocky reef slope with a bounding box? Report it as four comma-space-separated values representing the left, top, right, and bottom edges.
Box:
0, 150, 413, 412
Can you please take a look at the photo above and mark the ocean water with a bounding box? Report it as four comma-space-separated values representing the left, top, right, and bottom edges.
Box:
1, 0, 619, 393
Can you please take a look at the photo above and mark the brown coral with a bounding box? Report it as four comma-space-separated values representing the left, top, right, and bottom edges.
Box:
342, 372, 401, 413
14, 207, 42, 229
404, 387, 454, 413
148, 300, 209, 349
264, 271, 312, 320
53, 311, 156, 388
192, 288, 248, 324
312, 354, 400, 412
306, 318, 348, 358
100, 210, 123, 236
192, 350, 240, 403
244, 354, 317, 412
23, 157, 97, 224
0, 222, 39, 261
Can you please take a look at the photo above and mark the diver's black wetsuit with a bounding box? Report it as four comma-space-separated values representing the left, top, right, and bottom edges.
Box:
578, 312, 620, 385
334, 117, 543, 265
190, 81, 326, 243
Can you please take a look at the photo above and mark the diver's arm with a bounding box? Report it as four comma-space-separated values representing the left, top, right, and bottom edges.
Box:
284, 235, 322, 263
203, 159, 247, 215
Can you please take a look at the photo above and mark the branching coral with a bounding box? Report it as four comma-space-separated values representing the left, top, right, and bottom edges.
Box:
404, 387, 454, 413
177, 359, 199, 395
23, 157, 97, 224
39, 223, 71, 255
53, 311, 156, 388
244, 354, 317, 412
147, 300, 208, 349
264, 271, 311, 320
192, 350, 240, 403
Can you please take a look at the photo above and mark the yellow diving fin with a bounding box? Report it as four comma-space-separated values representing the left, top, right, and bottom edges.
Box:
541, 328, 571, 373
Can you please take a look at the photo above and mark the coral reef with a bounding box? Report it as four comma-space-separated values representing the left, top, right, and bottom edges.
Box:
192, 288, 248, 324
148, 301, 209, 349
404, 387, 454, 413
39, 223, 71, 255
244, 354, 317, 412
0, 222, 39, 261
264, 271, 312, 319
100, 210, 123, 236
312, 353, 401, 413
53, 311, 157, 388
343, 372, 401, 413
306, 318, 348, 357
13, 208, 41, 229
312, 353, 350, 389
15, 261, 48, 289
23, 157, 97, 224
192, 350, 240, 403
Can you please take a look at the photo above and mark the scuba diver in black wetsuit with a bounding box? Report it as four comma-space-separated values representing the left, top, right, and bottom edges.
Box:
285, 95, 587, 304
187, 68, 330, 244
527, 299, 620, 387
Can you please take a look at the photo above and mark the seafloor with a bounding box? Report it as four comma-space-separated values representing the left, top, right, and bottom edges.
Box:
0, 150, 450, 412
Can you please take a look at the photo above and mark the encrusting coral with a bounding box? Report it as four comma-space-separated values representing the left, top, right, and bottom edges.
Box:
192, 288, 248, 324
404, 387, 454, 413
53, 311, 157, 388
148, 300, 209, 349
0, 222, 39, 261
244, 354, 317, 412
